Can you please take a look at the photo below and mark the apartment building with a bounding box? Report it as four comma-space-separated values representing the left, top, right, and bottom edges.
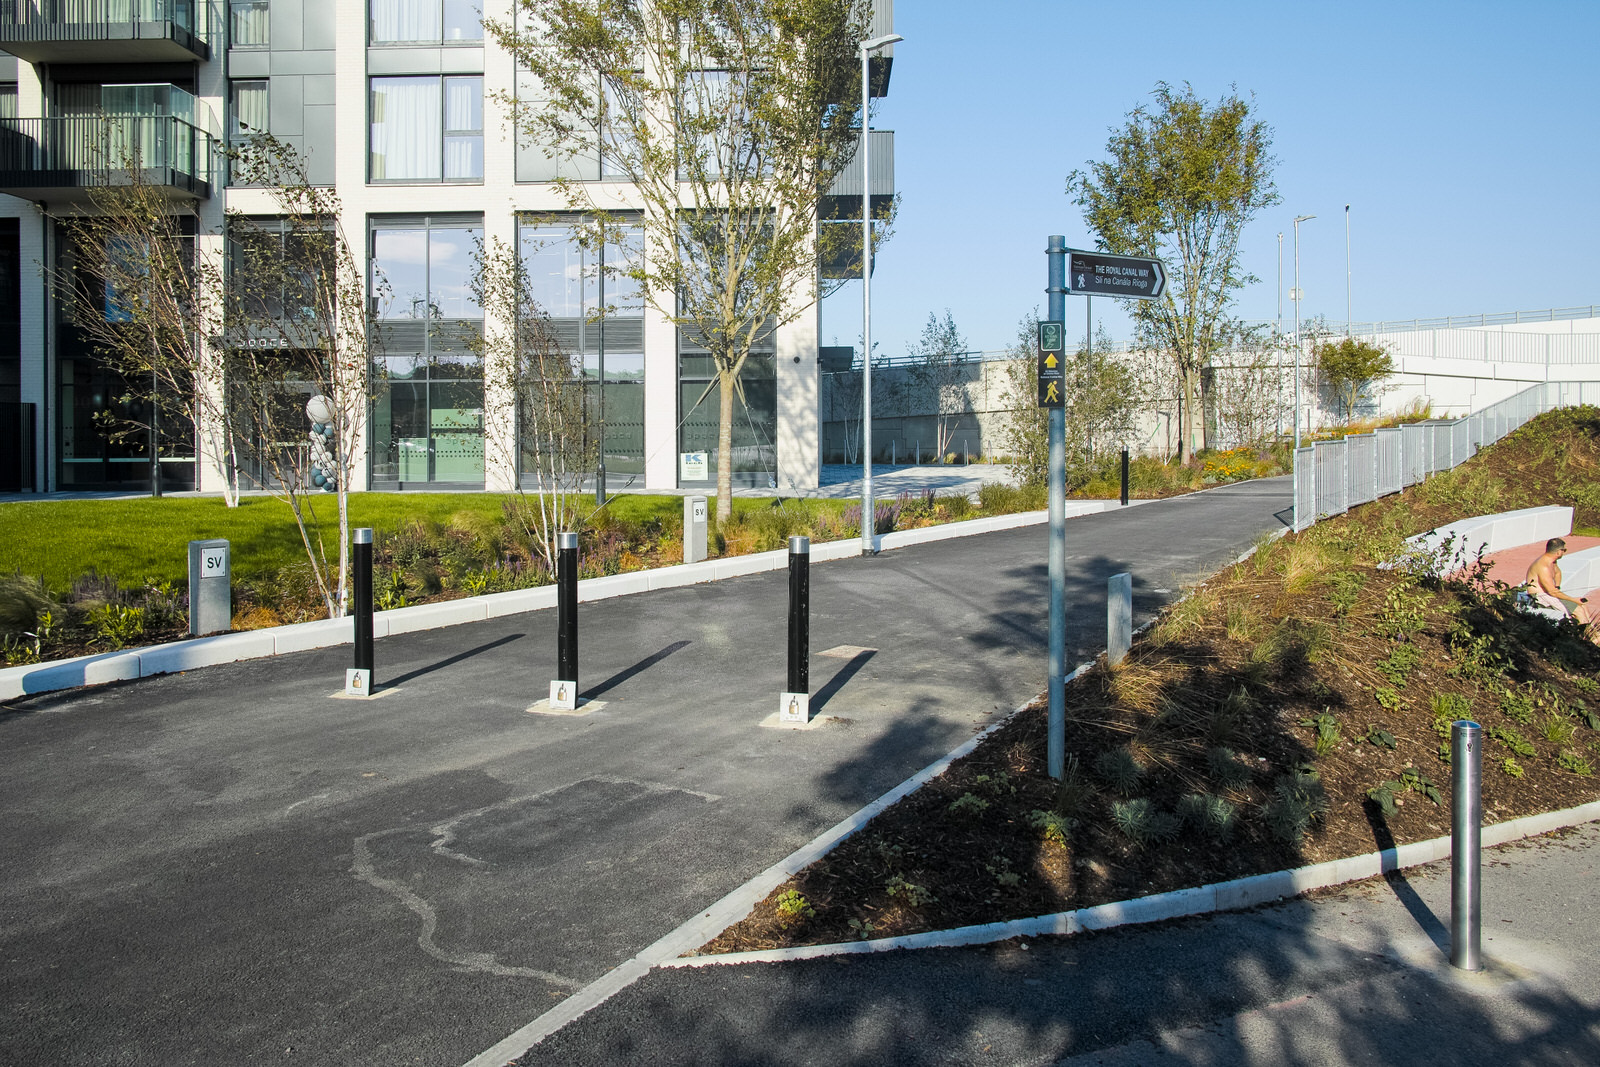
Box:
0, 0, 895, 494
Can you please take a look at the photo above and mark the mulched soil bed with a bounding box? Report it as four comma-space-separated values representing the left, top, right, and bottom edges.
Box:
701, 407, 1600, 954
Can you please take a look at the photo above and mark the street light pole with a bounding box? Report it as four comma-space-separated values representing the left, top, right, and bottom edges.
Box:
858, 32, 901, 556
1345, 204, 1352, 337
1277, 231, 1283, 439
1293, 214, 1315, 450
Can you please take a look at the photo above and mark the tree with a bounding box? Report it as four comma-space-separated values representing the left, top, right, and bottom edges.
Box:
906, 309, 970, 462
1067, 82, 1279, 462
55, 135, 377, 617
1315, 336, 1395, 420
488, 0, 882, 521
1207, 326, 1292, 449
469, 237, 596, 570
52, 125, 235, 504
997, 310, 1142, 488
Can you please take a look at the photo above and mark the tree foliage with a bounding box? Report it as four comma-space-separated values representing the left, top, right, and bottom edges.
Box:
53, 135, 377, 617
1315, 336, 1395, 419
1068, 82, 1278, 462
488, 0, 882, 520
906, 309, 970, 462
469, 237, 596, 569
998, 310, 1142, 488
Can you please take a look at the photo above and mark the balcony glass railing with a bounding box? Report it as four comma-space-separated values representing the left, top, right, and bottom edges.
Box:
0, 0, 208, 44
0, 115, 218, 195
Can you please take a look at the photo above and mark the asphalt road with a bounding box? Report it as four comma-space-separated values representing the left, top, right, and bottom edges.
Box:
0, 478, 1293, 1066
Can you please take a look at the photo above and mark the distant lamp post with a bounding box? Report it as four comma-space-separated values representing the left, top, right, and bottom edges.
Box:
1292, 214, 1315, 450
858, 31, 901, 556
1345, 204, 1352, 336
1277, 231, 1283, 439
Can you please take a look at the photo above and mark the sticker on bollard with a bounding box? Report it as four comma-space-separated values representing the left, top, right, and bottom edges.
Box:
549, 680, 577, 711
345, 668, 371, 696
779, 692, 809, 724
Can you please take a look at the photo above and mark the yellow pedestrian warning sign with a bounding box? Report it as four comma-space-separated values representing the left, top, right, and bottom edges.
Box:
1037, 320, 1065, 407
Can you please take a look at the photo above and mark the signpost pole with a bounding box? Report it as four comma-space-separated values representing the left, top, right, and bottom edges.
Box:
1047, 236, 1068, 780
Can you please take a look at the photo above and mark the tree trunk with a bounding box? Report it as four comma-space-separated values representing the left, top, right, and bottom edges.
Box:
716, 365, 735, 523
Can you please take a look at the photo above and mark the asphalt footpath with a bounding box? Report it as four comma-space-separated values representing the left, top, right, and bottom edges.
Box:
517, 824, 1600, 1066
1, 478, 1298, 1066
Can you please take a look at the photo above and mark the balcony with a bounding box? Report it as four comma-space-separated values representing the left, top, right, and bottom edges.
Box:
819, 130, 893, 280
0, 0, 209, 63
0, 115, 218, 201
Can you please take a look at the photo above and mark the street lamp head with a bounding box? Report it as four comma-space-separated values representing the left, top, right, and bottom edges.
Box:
860, 33, 902, 53
1294, 214, 1316, 224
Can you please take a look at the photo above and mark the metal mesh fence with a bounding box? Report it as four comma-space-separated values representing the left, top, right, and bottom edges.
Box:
1314, 439, 1347, 520
1293, 446, 1316, 532
1290, 381, 1593, 538
1346, 432, 1377, 507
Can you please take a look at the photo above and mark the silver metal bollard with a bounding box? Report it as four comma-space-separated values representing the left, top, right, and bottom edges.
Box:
1451, 719, 1483, 971
684, 495, 708, 564
1107, 572, 1132, 666
187, 538, 231, 636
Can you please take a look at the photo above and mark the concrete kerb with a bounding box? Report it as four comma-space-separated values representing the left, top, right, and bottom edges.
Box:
665, 800, 1600, 969
0, 504, 1076, 704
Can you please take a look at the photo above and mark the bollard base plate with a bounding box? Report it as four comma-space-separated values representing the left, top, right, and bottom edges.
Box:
778, 692, 810, 725
528, 697, 606, 717
548, 679, 578, 711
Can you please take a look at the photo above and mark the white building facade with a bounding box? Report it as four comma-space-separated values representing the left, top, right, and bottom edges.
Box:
0, 0, 895, 494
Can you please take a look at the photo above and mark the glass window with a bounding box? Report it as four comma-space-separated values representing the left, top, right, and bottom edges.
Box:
370, 76, 482, 183
371, 218, 483, 327
369, 216, 486, 486
519, 219, 643, 320
229, 80, 268, 138
370, 0, 481, 43
443, 76, 482, 181
230, 0, 269, 47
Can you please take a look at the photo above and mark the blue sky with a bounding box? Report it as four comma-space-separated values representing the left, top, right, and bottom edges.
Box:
820, 0, 1600, 356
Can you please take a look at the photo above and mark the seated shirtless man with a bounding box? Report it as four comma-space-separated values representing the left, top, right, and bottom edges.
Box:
1525, 537, 1600, 643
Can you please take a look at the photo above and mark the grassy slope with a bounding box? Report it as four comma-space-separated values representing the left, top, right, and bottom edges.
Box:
704, 406, 1600, 953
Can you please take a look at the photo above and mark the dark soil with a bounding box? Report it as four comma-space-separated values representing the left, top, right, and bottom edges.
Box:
701, 407, 1600, 954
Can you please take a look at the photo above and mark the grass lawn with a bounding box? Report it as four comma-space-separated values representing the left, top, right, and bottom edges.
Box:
0, 492, 855, 591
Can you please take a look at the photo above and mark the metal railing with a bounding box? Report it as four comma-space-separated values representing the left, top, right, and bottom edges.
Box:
1292, 381, 1600, 532
0, 115, 217, 194
0, 0, 206, 37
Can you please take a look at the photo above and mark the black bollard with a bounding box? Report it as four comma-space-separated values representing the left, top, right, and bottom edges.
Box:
1120, 448, 1130, 507
780, 536, 810, 724
787, 535, 810, 694
552, 531, 579, 707
348, 527, 374, 694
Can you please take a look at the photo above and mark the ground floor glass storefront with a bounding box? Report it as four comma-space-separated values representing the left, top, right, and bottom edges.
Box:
372, 356, 484, 484
677, 353, 777, 488
517, 215, 646, 486
369, 215, 485, 486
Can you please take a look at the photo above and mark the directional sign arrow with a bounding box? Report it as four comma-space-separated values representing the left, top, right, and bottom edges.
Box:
1066, 249, 1167, 301
1044, 353, 1058, 369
